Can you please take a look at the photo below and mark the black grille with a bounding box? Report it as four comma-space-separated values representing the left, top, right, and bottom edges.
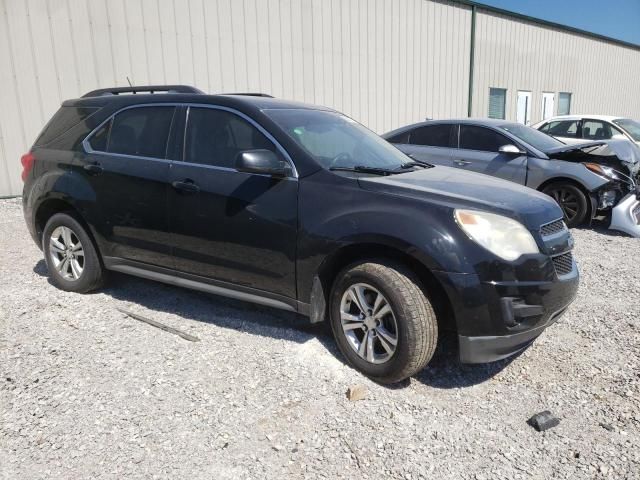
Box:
552, 252, 574, 276
540, 219, 566, 237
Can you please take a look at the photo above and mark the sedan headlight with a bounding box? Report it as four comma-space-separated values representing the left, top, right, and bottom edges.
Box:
583, 162, 620, 181
454, 210, 539, 261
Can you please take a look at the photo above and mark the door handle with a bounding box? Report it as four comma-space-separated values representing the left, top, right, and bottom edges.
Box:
172, 179, 200, 194
453, 159, 472, 166
83, 163, 103, 175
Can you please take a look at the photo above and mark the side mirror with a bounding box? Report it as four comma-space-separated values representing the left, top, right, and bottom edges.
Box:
498, 144, 525, 155
236, 149, 288, 177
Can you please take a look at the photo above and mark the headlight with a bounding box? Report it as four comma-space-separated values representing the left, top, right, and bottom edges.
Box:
583, 163, 620, 180
454, 210, 539, 261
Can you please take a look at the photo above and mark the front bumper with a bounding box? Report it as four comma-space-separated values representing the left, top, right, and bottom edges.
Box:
610, 192, 640, 237
434, 260, 579, 364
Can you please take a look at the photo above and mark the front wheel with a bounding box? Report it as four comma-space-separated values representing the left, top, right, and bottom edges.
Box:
542, 182, 589, 227
329, 261, 438, 384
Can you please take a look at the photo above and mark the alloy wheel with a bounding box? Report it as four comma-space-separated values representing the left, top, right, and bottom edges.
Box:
549, 187, 579, 223
339, 283, 398, 364
49, 226, 85, 281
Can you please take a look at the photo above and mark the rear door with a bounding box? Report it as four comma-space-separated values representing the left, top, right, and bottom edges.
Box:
392, 123, 454, 166
78, 105, 176, 265
454, 124, 527, 184
167, 105, 298, 298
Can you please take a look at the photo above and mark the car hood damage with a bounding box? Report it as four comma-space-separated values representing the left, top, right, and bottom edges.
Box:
543, 139, 640, 178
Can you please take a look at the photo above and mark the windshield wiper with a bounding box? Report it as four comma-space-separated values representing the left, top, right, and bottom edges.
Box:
399, 160, 434, 169
329, 165, 397, 176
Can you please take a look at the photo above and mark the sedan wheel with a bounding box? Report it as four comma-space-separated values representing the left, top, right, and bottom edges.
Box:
542, 182, 589, 227
49, 226, 85, 281
340, 283, 398, 364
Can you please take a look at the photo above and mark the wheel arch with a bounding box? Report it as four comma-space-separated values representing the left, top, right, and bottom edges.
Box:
310, 242, 455, 332
35, 198, 103, 264
537, 176, 596, 222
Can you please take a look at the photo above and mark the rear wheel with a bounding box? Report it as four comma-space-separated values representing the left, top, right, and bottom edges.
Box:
329, 261, 438, 384
43, 212, 104, 293
542, 182, 589, 227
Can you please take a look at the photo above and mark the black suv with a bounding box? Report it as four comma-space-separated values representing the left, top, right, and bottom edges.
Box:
22, 85, 579, 383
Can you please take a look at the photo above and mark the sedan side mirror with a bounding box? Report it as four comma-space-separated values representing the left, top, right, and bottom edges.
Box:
498, 144, 525, 155
236, 149, 288, 177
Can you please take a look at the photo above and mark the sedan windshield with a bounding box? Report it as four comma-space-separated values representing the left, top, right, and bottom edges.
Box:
264, 109, 410, 170
612, 119, 640, 141
499, 123, 564, 152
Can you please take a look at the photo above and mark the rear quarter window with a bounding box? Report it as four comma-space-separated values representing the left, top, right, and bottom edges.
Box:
34, 106, 99, 147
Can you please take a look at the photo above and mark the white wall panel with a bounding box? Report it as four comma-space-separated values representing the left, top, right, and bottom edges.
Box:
1, 0, 639, 196
472, 9, 640, 122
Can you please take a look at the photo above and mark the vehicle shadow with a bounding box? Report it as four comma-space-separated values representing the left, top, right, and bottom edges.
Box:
33, 259, 519, 390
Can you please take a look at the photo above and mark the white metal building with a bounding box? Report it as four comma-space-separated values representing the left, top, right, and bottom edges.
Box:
1, 0, 639, 196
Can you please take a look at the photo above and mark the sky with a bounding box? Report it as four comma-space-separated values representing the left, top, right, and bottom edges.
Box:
477, 0, 640, 46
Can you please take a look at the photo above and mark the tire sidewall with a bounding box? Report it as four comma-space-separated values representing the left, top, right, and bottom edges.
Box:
43, 212, 101, 292
329, 264, 413, 380
543, 183, 588, 227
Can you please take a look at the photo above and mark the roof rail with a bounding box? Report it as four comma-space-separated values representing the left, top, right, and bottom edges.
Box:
81, 85, 204, 98
220, 93, 274, 98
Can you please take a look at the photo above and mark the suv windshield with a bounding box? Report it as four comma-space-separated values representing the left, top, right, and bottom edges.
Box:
499, 123, 565, 152
612, 118, 640, 141
264, 109, 410, 170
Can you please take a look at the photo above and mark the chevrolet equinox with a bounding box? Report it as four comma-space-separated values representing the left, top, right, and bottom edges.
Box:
22, 85, 579, 383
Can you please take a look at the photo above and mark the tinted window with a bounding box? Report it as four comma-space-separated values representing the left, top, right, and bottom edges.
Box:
582, 120, 613, 140
386, 131, 410, 144
460, 125, 510, 152
500, 123, 563, 151
89, 119, 111, 151
409, 124, 453, 147
545, 120, 580, 138
35, 107, 99, 146
185, 108, 277, 168
106, 106, 175, 158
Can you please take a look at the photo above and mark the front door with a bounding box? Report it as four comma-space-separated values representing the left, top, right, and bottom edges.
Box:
168, 106, 298, 298
516, 91, 531, 125
541, 93, 555, 120
454, 124, 527, 184
76, 105, 177, 266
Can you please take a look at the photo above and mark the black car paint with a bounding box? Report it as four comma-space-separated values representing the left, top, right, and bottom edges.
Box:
23, 93, 579, 364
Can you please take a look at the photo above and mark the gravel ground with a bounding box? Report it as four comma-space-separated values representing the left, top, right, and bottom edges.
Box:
1, 196, 639, 479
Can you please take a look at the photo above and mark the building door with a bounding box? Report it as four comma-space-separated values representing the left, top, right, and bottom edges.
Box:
516, 91, 531, 125
541, 92, 555, 120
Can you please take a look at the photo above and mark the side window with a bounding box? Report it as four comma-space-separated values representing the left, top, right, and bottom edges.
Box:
408, 124, 453, 148
185, 107, 277, 168
386, 131, 410, 144
89, 119, 111, 151
105, 106, 175, 158
460, 125, 510, 152
546, 120, 580, 138
582, 120, 612, 140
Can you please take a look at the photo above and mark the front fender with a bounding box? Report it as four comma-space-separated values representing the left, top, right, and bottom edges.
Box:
526, 157, 611, 192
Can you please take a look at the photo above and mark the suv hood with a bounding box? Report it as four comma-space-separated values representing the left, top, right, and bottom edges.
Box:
358, 166, 562, 230
544, 139, 640, 178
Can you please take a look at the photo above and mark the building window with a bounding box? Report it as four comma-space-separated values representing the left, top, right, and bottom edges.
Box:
488, 88, 506, 119
558, 92, 572, 115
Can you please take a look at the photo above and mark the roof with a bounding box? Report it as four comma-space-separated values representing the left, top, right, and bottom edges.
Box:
536, 115, 626, 122
454, 0, 640, 52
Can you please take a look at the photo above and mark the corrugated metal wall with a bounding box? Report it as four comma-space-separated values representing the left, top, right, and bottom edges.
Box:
0, 0, 471, 196
472, 9, 640, 121
0, 0, 639, 196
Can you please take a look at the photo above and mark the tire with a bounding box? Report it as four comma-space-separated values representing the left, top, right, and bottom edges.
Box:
542, 182, 589, 228
42, 212, 104, 293
329, 261, 438, 384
